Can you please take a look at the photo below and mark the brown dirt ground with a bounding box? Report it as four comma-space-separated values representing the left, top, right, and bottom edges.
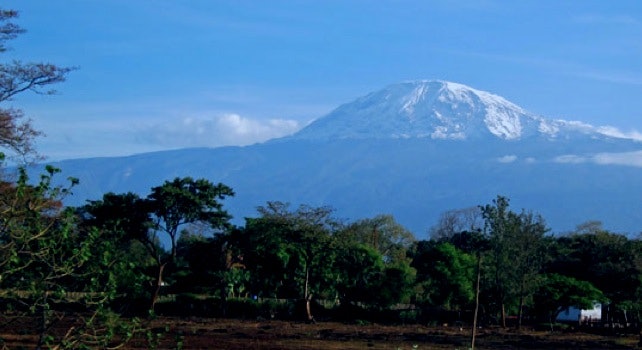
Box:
2, 317, 640, 349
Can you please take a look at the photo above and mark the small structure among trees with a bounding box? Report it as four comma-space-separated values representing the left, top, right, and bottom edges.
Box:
557, 303, 602, 325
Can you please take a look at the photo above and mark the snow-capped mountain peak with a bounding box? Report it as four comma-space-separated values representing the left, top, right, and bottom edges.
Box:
288, 80, 602, 142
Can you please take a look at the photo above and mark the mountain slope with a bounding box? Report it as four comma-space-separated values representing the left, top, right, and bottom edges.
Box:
40, 80, 642, 237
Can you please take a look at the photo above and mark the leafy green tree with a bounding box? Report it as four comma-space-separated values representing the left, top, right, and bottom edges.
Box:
145, 177, 234, 310
533, 273, 604, 328
480, 196, 519, 327
480, 195, 548, 328
411, 241, 475, 310
511, 212, 549, 328
377, 260, 416, 307
547, 224, 642, 319
0, 9, 144, 348
265, 202, 339, 322
237, 216, 295, 299
80, 192, 154, 307
334, 244, 385, 306
431, 228, 489, 349
338, 214, 415, 265
334, 242, 415, 310
0, 167, 142, 348
82, 177, 234, 311
173, 230, 247, 301
238, 202, 340, 322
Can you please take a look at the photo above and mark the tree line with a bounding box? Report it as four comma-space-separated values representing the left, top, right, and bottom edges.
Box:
81, 190, 640, 331
5, 164, 642, 347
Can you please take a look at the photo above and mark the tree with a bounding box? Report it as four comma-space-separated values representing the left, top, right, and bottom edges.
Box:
0, 167, 142, 348
79, 192, 154, 310
338, 214, 415, 265
430, 207, 483, 241
377, 259, 416, 308
146, 177, 234, 310
430, 228, 489, 349
335, 215, 417, 310
411, 241, 475, 310
237, 215, 296, 299
547, 224, 642, 323
533, 273, 604, 329
174, 231, 235, 296
480, 196, 518, 327
480, 195, 548, 328
0, 9, 73, 161
334, 244, 385, 307
0, 8, 152, 348
81, 177, 234, 311
238, 202, 340, 322
333, 240, 415, 311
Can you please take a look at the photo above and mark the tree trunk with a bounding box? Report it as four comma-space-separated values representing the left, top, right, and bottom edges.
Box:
517, 295, 525, 329
220, 275, 228, 317
150, 262, 167, 312
517, 278, 527, 329
305, 295, 315, 323
304, 267, 315, 323
471, 254, 482, 350
36, 301, 47, 350
501, 303, 507, 328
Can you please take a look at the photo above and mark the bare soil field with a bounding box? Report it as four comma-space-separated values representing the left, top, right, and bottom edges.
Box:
2, 317, 639, 349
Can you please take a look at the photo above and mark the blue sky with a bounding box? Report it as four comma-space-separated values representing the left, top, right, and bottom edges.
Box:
3, 0, 642, 160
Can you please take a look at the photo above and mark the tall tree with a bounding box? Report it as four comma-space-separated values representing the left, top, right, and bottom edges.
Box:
480, 195, 548, 328
82, 177, 234, 311
239, 202, 340, 322
511, 212, 548, 328
0, 9, 73, 161
80, 192, 154, 308
480, 196, 518, 328
145, 177, 234, 310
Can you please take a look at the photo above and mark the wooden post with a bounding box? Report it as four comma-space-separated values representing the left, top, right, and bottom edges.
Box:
471, 254, 482, 350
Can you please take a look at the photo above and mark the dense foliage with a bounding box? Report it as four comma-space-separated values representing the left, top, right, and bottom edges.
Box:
64, 192, 642, 330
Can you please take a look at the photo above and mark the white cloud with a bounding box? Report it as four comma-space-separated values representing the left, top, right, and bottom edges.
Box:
593, 150, 642, 167
137, 113, 302, 148
497, 155, 517, 163
554, 154, 587, 164
596, 126, 642, 141
554, 151, 642, 168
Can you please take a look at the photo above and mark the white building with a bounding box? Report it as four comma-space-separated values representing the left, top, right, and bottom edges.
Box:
556, 303, 602, 323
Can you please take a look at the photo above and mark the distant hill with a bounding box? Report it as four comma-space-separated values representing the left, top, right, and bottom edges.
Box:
42, 80, 642, 237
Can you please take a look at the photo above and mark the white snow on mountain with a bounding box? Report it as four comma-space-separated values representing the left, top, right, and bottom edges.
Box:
288, 80, 632, 143
439, 81, 526, 140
